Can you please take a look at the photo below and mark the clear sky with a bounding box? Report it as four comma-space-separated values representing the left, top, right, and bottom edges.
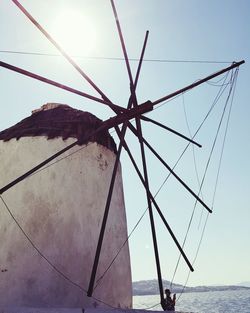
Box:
0, 0, 249, 289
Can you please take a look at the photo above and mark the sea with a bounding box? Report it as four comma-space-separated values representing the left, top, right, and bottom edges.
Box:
133, 289, 250, 313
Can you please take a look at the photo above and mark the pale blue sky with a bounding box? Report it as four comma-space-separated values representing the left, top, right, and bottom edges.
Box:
0, 0, 249, 288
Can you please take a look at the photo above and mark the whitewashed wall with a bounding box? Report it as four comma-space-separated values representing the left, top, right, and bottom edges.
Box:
0, 137, 132, 308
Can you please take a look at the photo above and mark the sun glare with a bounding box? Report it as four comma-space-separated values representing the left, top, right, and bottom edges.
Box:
51, 9, 97, 56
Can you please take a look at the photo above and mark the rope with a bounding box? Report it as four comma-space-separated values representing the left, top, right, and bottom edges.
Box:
173, 71, 239, 303
175, 68, 239, 302
205, 71, 232, 87
0, 195, 87, 292
177, 69, 236, 298
94, 207, 148, 290
211, 69, 239, 208
182, 92, 205, 204
152, 71, 230, 113
144, 302, 161, 310
170, 68, 232, 290
197, 71, 232, 229
0, 50, 232, 64
29, 142, 92, 177
0, 194, 116, 309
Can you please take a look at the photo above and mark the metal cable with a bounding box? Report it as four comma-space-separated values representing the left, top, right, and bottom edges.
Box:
0, 50, 232, 64
182, 92, 205, 203
176, 68, 238, 302
211, 69, 239, 208
170, 69, 232, 290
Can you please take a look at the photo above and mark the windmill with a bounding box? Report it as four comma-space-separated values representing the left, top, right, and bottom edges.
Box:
0, 0, 244, 310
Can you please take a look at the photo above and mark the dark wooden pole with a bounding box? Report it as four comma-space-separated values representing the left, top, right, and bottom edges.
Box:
110, 0, 165, 305
87, 29, 149, 297
0, 61, 121, 111
141, 115, 202, 147
129, 123, 212, 213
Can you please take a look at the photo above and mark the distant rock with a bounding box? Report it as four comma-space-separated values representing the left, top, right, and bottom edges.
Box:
132, 279, 250, 296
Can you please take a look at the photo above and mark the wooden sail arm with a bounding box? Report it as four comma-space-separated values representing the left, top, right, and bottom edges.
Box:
109, 0, 165, 306
141, 115, 202, 147
0, 61, 121, 112
129, 123, 212, 213
87, 28, 150, 298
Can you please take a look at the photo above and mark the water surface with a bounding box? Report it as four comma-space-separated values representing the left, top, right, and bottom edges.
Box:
133, 289, 250, 313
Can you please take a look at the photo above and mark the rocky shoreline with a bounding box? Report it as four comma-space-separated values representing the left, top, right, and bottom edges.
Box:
133, 279, 250, 295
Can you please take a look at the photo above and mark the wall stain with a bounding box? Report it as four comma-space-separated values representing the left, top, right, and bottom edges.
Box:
1, 269, 7, 272
26, 277, 36, 289
96, 153, 108, 171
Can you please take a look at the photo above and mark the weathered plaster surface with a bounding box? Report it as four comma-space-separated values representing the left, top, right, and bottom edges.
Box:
0, 137, 132, 308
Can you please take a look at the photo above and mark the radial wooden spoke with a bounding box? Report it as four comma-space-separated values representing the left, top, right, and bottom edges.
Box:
87, 142, 124, 297
134, 30, 149, 89
0, 61, 122, 111
87, 30, 149, 297
126, 30, 149, 109
129, 124, 212, 213
110, 0, 133, 85
110, 0, 165, 305
132, 121, 165, 306
141, 115, 202, 147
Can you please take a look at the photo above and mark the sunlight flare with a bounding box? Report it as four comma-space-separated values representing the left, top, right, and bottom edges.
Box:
51, 9, 97, 56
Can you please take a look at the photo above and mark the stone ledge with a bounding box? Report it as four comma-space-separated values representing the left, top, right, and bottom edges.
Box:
0, 308, 189, 313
